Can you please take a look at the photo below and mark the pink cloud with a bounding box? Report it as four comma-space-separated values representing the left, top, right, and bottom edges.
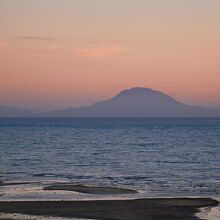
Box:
74, 46, 130, 57
49, 44, 59, 50
0, 42, 8, 48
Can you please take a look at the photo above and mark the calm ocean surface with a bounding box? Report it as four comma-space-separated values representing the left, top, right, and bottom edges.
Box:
0, 118, 220, 198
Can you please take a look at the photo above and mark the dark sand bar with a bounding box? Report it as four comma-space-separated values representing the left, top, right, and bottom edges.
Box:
0, 181, 33, 187
0, 198, 218, 220
44, 184, 137, 194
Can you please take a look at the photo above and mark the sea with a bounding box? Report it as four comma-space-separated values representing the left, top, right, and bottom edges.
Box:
0, 118, 220, 201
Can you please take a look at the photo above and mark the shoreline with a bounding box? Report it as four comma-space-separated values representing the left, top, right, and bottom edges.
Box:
1, 182, 219, 219
0, 198, 218, 220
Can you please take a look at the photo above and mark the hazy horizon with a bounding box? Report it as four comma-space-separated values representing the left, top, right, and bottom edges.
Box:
1, 0, 220, 111
1, 86, 220, 112
1, 87, 220, 112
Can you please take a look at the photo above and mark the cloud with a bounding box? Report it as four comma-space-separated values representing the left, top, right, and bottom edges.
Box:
49, 44, 59, 50
74, 46, 130, 57
18, 35, 56, 41
0, 42, 8, 48
17, 35, 141, 46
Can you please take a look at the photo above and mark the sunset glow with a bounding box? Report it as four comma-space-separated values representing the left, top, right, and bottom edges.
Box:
0, 0, 220, 110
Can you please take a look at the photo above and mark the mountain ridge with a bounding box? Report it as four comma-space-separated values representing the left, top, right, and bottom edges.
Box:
1, 87, 220, 117
38, 87, 220, 118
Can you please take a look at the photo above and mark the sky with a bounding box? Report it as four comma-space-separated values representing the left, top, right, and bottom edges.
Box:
0, 0, 220, 111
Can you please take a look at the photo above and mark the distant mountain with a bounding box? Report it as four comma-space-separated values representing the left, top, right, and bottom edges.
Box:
0, 106, 35, 117
41, 87, 220, 117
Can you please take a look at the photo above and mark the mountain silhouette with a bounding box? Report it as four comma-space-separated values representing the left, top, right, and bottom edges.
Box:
40, 87, 220, 117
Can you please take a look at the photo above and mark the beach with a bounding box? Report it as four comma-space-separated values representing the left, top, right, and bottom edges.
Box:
0, 183, 219, 220
0, 198, 218, 220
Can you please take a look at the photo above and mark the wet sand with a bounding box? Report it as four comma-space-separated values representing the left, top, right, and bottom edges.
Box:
0, 182, 33, 187
0, 198, 218, 220
44, 184, 137, 194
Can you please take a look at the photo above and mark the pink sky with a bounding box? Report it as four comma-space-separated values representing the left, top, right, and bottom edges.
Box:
0, 0, 220, 110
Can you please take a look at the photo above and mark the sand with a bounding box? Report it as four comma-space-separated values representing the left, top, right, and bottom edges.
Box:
43, 184, 137, 194
196, 203, 220, 220
0, 198, 218, 220
0, 181, 34, 187
1, 182, 219, 219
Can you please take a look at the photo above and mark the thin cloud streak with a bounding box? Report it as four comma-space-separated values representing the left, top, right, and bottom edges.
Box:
18, 36, 56, 41
74, 46, 130, 57
17, 35, 141, 45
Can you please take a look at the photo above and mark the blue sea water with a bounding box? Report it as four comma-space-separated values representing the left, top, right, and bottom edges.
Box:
0, 118, 220, 197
